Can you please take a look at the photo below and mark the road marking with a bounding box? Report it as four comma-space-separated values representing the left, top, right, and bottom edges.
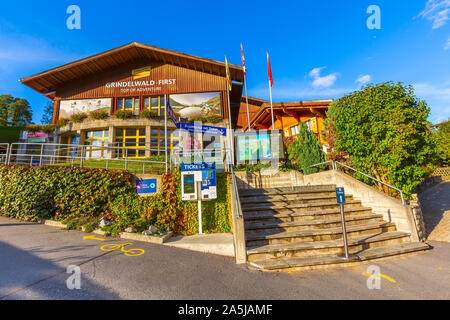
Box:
100, 242, 145, 257
83, 235, 106, 241
362, 272, 396, 283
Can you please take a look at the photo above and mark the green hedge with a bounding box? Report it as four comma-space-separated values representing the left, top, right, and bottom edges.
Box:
0, 165, 231, 236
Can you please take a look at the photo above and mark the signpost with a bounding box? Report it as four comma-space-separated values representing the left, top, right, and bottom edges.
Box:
336, 187, 349, 259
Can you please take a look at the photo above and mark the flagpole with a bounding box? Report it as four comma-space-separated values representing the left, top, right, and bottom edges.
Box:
267, 52, 275, 130
164, 94, 168, 172
225, 56, 234, 165
241, 43, 251, 131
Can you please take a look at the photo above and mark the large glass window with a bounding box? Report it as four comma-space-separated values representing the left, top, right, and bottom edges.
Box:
115, 128, 146, 158
84, 130, 109, 159
144, 95, 165, 116
150, 128, 179, 155
117, 97, 140, 115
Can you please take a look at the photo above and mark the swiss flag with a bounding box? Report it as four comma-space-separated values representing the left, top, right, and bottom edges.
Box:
267, 52, 273, 87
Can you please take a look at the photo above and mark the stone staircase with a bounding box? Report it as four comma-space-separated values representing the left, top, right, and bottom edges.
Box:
240, 185, 429, 271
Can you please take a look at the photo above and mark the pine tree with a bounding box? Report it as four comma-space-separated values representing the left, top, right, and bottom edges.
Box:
287, 122, 326, 174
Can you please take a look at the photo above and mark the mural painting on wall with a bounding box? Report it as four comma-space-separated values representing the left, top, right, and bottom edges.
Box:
169, 92, 221, 120
59, 98, 112, 119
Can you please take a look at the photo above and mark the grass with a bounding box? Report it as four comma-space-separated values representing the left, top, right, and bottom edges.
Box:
49, 158, 167, 175
0, 126, 23, 144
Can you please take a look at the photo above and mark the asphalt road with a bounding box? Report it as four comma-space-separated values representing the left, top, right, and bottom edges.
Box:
0, 216, 449, 300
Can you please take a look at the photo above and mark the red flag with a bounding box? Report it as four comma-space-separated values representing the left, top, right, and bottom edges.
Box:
267, 52, 273, 87
240, 43, 246, 76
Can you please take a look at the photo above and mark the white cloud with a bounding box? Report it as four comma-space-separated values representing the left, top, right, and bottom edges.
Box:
309, 67, 339, 88
356, 74, 372, 85
414, 82, 450, 124
445, 37, 450, 50
419, 0, 450, 29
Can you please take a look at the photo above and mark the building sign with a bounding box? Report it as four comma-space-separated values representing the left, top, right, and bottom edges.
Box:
26, 131, 48, 140
179, 123, 226, 136
136, 179, 157, 194
169, 92, 221, 120
59, 98, 112, 119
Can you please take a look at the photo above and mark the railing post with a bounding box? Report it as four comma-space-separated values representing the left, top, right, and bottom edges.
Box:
125, 148, 128, 171
39, 144, 44, 166
80, 146, 84, 168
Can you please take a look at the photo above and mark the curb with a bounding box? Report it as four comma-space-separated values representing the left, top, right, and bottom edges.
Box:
40, 219, 172, 244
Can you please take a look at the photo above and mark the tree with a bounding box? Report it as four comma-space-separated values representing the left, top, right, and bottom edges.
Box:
0, 94, 33, 126
434, 119, 450, 166
324, 82, 437, 197
41, 101, 54, 124
287, 122, 326, 174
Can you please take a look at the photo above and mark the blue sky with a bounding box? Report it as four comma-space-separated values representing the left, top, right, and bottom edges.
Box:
0, 0, 449, 124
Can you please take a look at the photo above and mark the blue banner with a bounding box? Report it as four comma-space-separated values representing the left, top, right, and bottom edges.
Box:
166, 102, 180, 128
179, 123, 227, 136
181, 162, 216, 172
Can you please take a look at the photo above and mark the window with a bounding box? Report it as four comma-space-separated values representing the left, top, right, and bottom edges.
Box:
85, 130, 109, 159
144, 95, 165, 116
115, 128, 146, 158
305, 120, 313, 132
290, 125, 300, 136
150, 128, 179, 155
117, 97, 140, 115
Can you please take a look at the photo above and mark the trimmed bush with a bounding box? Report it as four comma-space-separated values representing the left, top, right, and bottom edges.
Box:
25, 124, 41, 132
70, 113, 88, 123
0, 165, 231, 236
114, 110, 133, 120
41, 124, 56, 134
55, 118, 69, 128
140, 109, 158, 119
89, 109, 109, 120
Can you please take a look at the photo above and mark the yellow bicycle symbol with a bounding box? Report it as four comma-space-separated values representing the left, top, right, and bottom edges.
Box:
100, 242, 145, 257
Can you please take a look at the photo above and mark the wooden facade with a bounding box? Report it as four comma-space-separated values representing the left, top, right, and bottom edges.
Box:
238, 98, 333, 143
20, 42, 244, 125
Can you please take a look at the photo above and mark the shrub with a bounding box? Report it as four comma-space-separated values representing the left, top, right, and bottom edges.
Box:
25, 124, 41, 132
0, 165, 231, 235
140, 109, 158, 119
324, 82, 437, 196
70, 113, 88, 123
55, 118, 69, 128
41, 124, 56, 134
89, 109, 109, 120
287, 122, 326, 174
114, 110, 133, 120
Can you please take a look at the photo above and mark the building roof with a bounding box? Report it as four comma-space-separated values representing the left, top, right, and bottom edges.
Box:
241, 98, 333, 130
20, 42, 244, 96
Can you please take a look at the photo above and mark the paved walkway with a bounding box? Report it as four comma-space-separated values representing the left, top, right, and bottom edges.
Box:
419, 182, 450, 242
1, 216, 450, 300
164, 233, 234, 257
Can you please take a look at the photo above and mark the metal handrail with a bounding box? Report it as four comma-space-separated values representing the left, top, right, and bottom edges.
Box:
6, 142, 169, 174
334, 161, 405, 205
309, 160, 405, 205
229, 163, 243, 219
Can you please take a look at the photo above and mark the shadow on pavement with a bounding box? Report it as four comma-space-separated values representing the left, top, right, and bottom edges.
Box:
0, 240, 121, 300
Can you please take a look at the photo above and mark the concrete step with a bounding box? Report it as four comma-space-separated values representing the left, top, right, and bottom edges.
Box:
247, 231, 410, 262
240, 191, 337, 203
245, 222, 397, 247
249, 242, 430, 271
239, 185, 337, 197
242, 200, 364, 214
241, 194, 354, 208
243, 207, 373, 223
244, 213, 384, 235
